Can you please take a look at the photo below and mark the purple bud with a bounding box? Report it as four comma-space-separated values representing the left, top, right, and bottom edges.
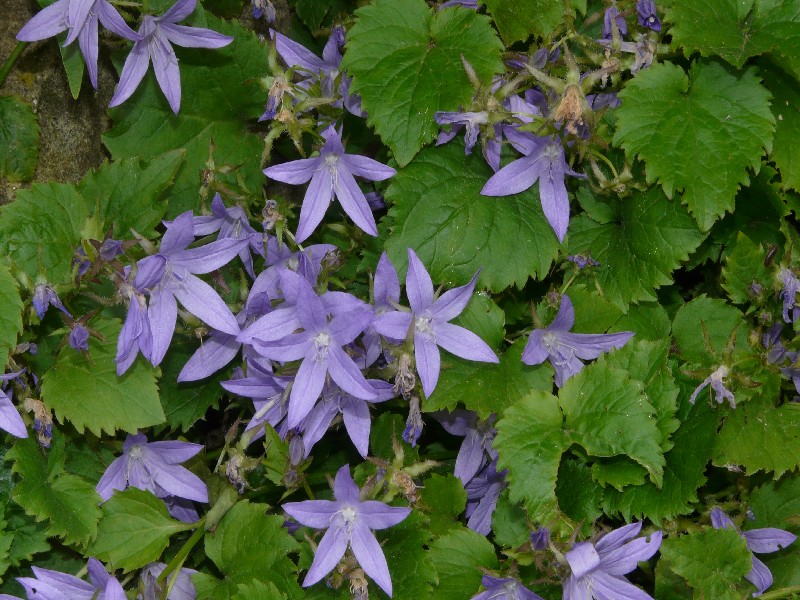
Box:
32, 284, 71, 320
73, 246, 92, 277
567, 254, 600, 269
99, 239, 124, 261
602, 6, 628, 39
530, 527, 550, 550
69, 325, 90, 352
289, 436, 305, 465
636, 0, 661, 31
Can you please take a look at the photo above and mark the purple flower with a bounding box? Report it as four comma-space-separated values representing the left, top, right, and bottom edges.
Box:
434, 111, 489, 155
602, 7, 628, 39
481, 130, 582, 242
299, 380, 396, 457
100, 239, 125, 261
439, 0, 479, 8
239, 271, 376, 427
597, 34, 656, 74
530, 527, 551, 550
109, 0, 233, 113
251, 0, 276, 21
125, 211, 246, 369
0, 372, 28, 439
263, 125, 395, 243
779, 268, 800, 323
465, 459, 506, 535
373, 249, 499, 397
363, 252, 402, 367
16, 0, 140, 89
17, 558, 126, 600
32, 284, 71, 320
763, 324, 788, 365
283, 465, 411, 596
563, 522, 662, 600
521, 295, 633, 387
434, 409, 497, 484
69, 324, 90, 351
566, 253, 600, 269
141, 562, 198, 600
711, 508, 796, 596
186, 193, 264, 279
471, 575, 544, 600
115, 279, 153, 375
96, 432, 208, 505
636, 0, 661, 32
689, 364, 735, 408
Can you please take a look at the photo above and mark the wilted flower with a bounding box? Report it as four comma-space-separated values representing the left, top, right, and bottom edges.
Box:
283, 465, 411, 596
689, 364, 736, 408
779, 268, 800, 323
471, 575, 544, 600
530, 527, 551, 550
32, 284, 71, 320
563, 522, 662, 600
521, 295, 633, 387
602, 6, 628, 39
711, 507, 796, 596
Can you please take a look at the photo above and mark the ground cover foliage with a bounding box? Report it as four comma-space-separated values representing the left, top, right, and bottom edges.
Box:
0, 0, 800, 598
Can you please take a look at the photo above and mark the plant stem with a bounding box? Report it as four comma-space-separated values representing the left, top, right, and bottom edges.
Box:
157, 516, 207, 587
0, 42, 28, 89
760, 586, 800, 600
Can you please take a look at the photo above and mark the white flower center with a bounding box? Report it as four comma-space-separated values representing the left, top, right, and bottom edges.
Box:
415, 315, 434, 337
129, 446, 143, 460
340, 505, 357, 524
314, 332, 331, 362
543, 143, 561, 160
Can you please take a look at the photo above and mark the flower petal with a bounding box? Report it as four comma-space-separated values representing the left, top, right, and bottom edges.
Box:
263, 157, 321, 184
161, 0, 197, 22
743, 528, 797, 554
302, 525, 349, 587
16, 0, 68, 41
147, 289, 178, 367
599, 531, 662, 576
152, 463, 208, 502
341, 397, 371, 457
746, 555, 773, 596
350, 522, 394, 597
434, 322, 498, 363
480, 155, 542, 197
109, 39, 150, 108
430, 271, 478, 321
96, 455, 129, 501
162, 23, 233, 48
333, 464, 360, 504
295, 169, 333, 243
414, 332, 441, 397
327, 345, 377, 400
333, 164, 378, 237
565, 542, 600, 579
287, 353, 327, 427
151, 32, 181, 113
0, 391, 27, 438
406, 249, 434, 312
177, 331, 240, 382
282, 499, 339, 528
173, 274, 240, 335
343, 154, 396, 181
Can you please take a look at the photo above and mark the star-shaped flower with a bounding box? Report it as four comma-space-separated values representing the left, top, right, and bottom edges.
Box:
373, 249, 499, 397
521, 294, 633, 387
471, 575, 544, 600
563, 522, 662, 600
283, 465, 411, 597
263, 125, 396, 243
96, 432, 207, 505
711, 507, 796, 596
17, 558, 125, 600
434, 409, 497, 484
689, 364, 735, 408
109, 0, 233, 113
17, 0, 140, 89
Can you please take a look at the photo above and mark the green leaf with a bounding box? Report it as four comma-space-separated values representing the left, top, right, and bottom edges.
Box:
614, 61, 774, 231
0, 505, 50, 571
567, 186, 705, 311
483, 0, 564, 44
713, 396, 800, 478
660, 527, 752, 600
0, 96, 39, 183
667, 0, 800, 79
0, 263, 23, 371
722, 233, 770, 305
103, 15, 268, 217
342, 0, 503, 166
205, 501, 301, 598
41, 318, 165, 436
672, 296, 747, 366
294, 0, 331, 30
451, 293, 505, 352
559, 360, 665, 486
386, 142, 560, 292
495, 391, 567, 526
612, 301, 672, 343
601, 397, 719, 523
57, 33, 84, 100
424, 339, 552, 418
418, 474, 467, 535
0, 182, 88, 285
78, 151, 185, 239
158, 342, 225, 432
591, 458, 647, 492
427, 527, 498, 600
556, 459, 602, 527
6, 437, 100, 546
379, 511, 437, 600
762, 62, 800, 192
88, 488, 192, 571
491, 491, 530, 548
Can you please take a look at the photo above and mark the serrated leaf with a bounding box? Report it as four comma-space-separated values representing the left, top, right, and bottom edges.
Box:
0, 182, 88, 285
559, 360, 665, 486
6, 437, 100, 546
556, 459, 602, 527
762, 62, 800, 192
294, 0, 331, 30
88, 488, 193, 571
491, 491, 530, 548
427, 527, 497, 600
495, 391, 567, 525
672, 296, 747, 366
386, 142, 560, 292
379, 510, 437, 600
41, 318, 165, 436
424, 339, 552, 418
722, 233, 770, 305
0, 263, 23, 371
419, 474, 467, 535
713, 396, 800, 478
0, 96, 39, 183
159, 342, 225, 432
668, 0, 800, 79
614, 61, 774, 231
567, 186, 705, 311
483, 0, 564, 44
205, 501, 301, 598
78, 151, 185, 239
591, 458, 647, 492
660, 528, 752, 600
0, 504, 51, 570
342, 0, 503, 166
612, 301, 672, 342
103, 15, 268, 217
